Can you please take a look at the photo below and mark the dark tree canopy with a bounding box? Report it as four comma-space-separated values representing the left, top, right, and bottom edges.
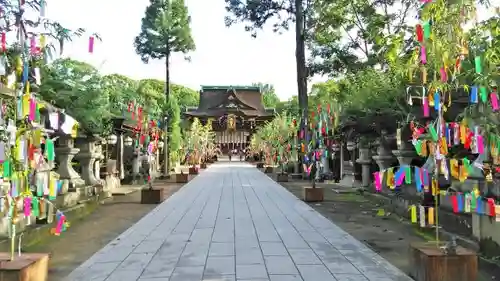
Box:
224, 0, 299, 36
134, 0, 195, 63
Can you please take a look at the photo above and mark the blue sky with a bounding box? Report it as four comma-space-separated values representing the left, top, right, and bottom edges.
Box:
47, 0, 316, 101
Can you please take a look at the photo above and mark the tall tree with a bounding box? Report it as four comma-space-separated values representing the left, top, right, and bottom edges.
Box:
225, 0, 310, 173
225, 0, 310, 130
134, 0, 196, 176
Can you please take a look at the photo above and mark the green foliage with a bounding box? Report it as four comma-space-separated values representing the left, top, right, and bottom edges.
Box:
252, 82, 280, 108
166, 95, 182, 165
171, 84, 199, 111
37, 58, 199, 135
308, 0, 419, 76
39, 58, 111, 133
134, 0, 195, 62
250, 114, 296, 168
224, 0, 298, 36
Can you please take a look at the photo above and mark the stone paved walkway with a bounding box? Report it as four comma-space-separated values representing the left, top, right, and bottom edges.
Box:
65, 162, 412, 281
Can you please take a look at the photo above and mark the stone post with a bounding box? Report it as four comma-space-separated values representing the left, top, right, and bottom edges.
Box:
347, 140, 361, 187
55, 135, 85, 188
356, 143, 372, 188
75, 136, 100, 186
331, 142, 341, 181
132, 147, 141, 184
94, 141, 103, 182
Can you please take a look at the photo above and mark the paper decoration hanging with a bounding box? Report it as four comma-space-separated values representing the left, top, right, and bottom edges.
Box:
88, 36, 95, 53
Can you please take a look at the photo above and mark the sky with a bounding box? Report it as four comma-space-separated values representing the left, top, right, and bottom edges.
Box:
46, 0, 316, 101
46, 0, 496, 101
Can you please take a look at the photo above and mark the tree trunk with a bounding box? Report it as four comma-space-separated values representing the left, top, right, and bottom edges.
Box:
164, 49, 171, 177
295, 0, 308, 172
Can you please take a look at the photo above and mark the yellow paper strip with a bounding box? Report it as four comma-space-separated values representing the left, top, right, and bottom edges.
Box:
410, 205, 417, 223
428, 207, 434, 225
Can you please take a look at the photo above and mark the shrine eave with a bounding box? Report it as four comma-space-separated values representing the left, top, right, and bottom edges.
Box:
184, 110, 274, 119
200, 85, 260, 92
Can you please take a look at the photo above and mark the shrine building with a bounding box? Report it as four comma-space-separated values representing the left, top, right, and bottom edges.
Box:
184, 85, 275, 152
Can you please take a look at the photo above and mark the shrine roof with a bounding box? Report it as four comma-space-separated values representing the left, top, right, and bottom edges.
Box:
185, 85, 273, 118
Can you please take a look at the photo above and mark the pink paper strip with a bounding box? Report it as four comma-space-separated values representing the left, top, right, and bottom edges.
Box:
423, 97, 430, 117
396, 171, 405, 186
490, 92, 499, 111
55, 215, 65, 234
29, 97, 35, 121
30, 36, 36, 54
88, 36, 94, 53
477, 135, 484, 154
420, 46, 427, 64
23, 197, 31, 217
373, 172, 381, 192
440, 67, 447, 82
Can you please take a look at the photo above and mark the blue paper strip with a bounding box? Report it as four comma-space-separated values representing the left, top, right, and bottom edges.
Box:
434, 91, 440, 111
422, 169, 429, 186
22, 62, 29, 83
415, 167, 422, 192
476, 197, 482, 213
457, 193, 464, 211
471, 86, 478, 103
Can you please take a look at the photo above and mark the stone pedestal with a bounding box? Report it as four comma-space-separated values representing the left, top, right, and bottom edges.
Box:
393, 139, 417, 166
392, 149, 417, 166
356, 147, 372, 188
55, 136, 85, 188
372, 138, 395, 171
75, 137, 100, 186
0, 253, 49, 281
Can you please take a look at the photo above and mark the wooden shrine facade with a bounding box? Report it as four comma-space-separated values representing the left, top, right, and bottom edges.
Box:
184, 85, 275, 152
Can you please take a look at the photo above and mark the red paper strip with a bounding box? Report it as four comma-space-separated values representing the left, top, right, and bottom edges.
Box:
451, 195, 459, 213
416, 24, 423, 42
488, 198, 496, 217
464, 132, 474, 149
1, 33, 6, 52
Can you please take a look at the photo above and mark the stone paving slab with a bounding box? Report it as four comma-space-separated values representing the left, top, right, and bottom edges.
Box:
65, 162, 412, 281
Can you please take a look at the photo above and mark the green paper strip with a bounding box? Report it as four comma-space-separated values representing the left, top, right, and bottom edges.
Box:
3, 160, 10, 178
35, 103, 40, 123
32, 197, 39, 217
475, 56, 482, 74
405, 166, 411, 184
480, 87, 488, 103
470, 193, 476, 209
429, 126, 438, 141
46, 139, 55, 161
423, 22, 431, 39
414, 140, 422, 154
